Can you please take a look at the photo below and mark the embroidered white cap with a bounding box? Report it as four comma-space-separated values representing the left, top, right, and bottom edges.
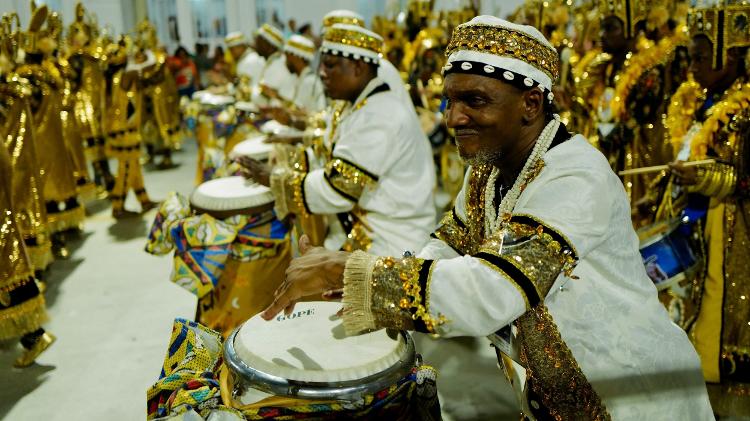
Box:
285, 34, 315, 62
321, 23, 383, 64
257, 23, 284, 49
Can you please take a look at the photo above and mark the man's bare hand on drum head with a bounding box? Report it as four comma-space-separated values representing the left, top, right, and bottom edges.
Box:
236, 156, 271, 186
261, 235, 348, 320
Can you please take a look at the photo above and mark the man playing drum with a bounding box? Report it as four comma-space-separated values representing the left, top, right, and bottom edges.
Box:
242, 24, 436, 257
262, 16, 714, 420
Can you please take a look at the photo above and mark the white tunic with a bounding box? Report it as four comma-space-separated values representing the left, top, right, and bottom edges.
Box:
291, 66, 326, 113
260, 53, 296, 101
417, 136, 713, 420
235, 48, 265, 84
378, 58, 418, 119
303, 78, 436, 256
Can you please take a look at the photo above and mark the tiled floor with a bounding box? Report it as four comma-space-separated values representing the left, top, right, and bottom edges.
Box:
0, 139, 518, 420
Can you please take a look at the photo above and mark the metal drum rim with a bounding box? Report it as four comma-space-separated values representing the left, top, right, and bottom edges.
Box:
223, 327, 416, 402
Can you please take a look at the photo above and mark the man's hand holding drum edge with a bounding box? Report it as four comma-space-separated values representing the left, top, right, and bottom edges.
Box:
236, 156, 271, 186
262, 235, 348, 320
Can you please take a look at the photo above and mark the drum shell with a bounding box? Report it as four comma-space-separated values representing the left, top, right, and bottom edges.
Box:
638, 220, 700, 289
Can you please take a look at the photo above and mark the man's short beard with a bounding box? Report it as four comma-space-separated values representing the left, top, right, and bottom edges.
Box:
459, 147, 502, 167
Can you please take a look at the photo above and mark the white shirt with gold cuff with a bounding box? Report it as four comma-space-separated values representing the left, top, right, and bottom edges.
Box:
340, 134, 713, 420
270, 77, 436, 257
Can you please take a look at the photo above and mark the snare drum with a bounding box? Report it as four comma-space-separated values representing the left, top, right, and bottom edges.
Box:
190, 176, 290, 336
638, 218, 704, 328
221, 301, 426, 419
638, 219, 699, 290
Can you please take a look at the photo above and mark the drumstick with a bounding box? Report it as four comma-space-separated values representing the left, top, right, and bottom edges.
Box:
618, 159, 715, 176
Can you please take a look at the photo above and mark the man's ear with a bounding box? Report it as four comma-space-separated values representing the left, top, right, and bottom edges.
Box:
521, 88, 544, 124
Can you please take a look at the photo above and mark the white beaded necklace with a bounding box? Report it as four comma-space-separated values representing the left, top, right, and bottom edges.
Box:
484, 114, 561, 238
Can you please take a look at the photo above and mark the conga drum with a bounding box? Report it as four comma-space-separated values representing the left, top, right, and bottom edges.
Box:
190, 176, 290, 337
221, 301, 437, 420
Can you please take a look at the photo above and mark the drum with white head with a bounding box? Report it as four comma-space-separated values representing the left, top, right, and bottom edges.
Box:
223, 301, 415, 405
229, 135, 275, 162
190, 176, 275, 219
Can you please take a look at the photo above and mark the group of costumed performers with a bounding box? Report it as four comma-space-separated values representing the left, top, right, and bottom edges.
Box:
0, 1, 185, 367
142, 1, 745, 419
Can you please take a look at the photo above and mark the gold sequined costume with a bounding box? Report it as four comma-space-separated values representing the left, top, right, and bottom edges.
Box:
105, 41, 154, 215
137, 21, 182, 166
660, 3, 750, 415
17, 5, 84, 235
67, 2, 114, 191
0, 85, 48, 347
0, 73, 53, 272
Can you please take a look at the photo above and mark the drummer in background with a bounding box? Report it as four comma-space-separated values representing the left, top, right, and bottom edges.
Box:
664, 2, 750, 416
262, 35, 326, 128
261, 16, 714, 420
225, 31, 264, 85
253, 23, 296, 104
322, 10, 419, 119
242, 24, 436, 257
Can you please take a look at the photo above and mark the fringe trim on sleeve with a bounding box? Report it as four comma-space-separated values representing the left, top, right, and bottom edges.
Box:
341, 250, 378, 335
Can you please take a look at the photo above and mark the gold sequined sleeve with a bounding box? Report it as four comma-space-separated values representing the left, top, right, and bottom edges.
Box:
342, 250, 445, 335
472, 215, 579, 310
270, 148, 311, 219
432, 208, 471, 255
323, 157, 378, 202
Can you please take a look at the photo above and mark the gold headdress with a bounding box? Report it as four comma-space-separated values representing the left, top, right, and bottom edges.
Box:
408, 0, 435, 19
0, 13, 21, 60
67, 2, 92, 45
687, 1, 750, 69
22, 3, 47, 54
598, 0, 651, 38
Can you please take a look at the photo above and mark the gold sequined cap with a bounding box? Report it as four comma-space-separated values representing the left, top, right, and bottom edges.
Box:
323, 10, 365, 28
598, 0, 651, 38
321, 23, 383, 63
688, 2, 750, 69
445, 16, 560, 83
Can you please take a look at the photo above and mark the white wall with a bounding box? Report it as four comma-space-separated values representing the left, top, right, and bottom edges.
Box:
0, 0, 136, 36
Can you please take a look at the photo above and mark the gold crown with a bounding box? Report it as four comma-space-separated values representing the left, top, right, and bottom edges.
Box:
687, 2, 750, 69
445, 23, 560, 82
598, 0, 651, 38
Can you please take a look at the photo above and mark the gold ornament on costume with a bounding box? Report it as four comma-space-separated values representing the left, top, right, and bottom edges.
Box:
687, 2, 750, 69
598, 0, 651, 38
445, 23, 561, 82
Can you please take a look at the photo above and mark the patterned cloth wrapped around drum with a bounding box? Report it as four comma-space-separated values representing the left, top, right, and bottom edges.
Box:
146, 178, 291, 336
146, 304, 441, 420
